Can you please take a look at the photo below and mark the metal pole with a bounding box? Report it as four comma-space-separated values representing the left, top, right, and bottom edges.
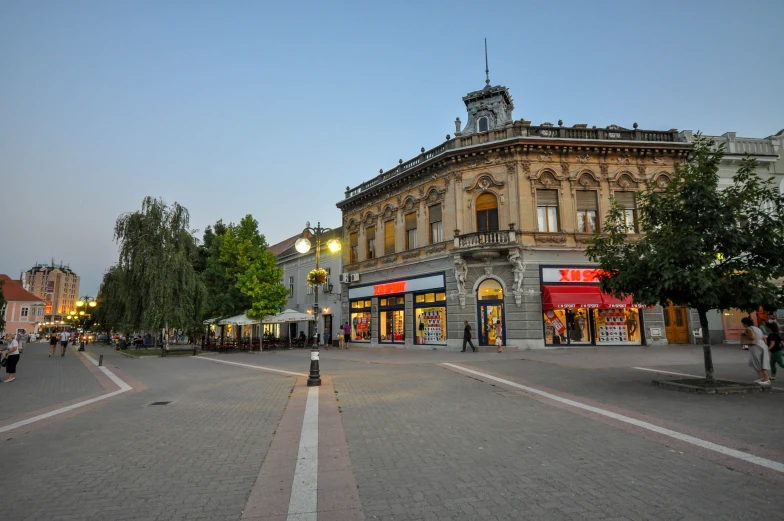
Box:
308, 223, 322, 386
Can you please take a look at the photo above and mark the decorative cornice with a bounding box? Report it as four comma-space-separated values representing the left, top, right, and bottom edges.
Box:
464, 173, 506, 193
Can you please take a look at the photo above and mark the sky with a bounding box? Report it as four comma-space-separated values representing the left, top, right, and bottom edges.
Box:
1, 0, 783, 296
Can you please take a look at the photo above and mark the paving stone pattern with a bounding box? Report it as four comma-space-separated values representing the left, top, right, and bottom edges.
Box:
0, 358, 294, 521
0, 342, 104, 421
334, 363, 781, 521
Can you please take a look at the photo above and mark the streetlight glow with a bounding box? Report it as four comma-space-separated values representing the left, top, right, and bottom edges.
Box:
295, 237, 312, 254
76, 300, 85, 307
89, 301, 97, 307
327, 239, 342, 253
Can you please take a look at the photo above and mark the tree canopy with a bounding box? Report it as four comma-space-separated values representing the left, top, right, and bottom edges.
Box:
110, 197, 205, 343
587, 135, 784, 381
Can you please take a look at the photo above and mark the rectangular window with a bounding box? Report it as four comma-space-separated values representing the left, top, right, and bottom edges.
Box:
428, 204, 443, 244
576, 191, 598, 233
288, 276, 294, 298
615, 192, 638, 233
405, 213, 418, 250
366, 226, 375, 259
21, 307, 29, 317
536, 189, 560, 232
349, 232, 358, 263
349, 300, 372, 342
384, 220, 395, 255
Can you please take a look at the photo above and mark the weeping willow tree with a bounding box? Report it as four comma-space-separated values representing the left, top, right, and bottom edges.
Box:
114, 197, 205, 350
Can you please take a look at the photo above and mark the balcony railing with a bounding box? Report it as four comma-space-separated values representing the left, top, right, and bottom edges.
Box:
454, 229, 516, 249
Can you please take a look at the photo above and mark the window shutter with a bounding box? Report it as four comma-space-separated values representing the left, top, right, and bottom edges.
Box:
615, 192, 636, 208
405, 212, 417, 231
576, 191, 598, 210
537, 189, 558, 206
384, 221, 395, 253
476, 193, 497, 211
349, 232, 358, 247
366, 226, 375, 240
428, 204, 442, 223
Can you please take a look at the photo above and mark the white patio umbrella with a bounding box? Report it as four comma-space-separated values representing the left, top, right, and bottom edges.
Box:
261, 309, 315, 349
218, 313, 259, 326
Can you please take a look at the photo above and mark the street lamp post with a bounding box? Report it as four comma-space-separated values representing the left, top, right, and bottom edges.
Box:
68, 298, 97, 351
295, 221, 341, 387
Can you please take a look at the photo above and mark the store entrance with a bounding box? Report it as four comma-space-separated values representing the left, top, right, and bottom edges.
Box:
664, 305, 689, 344
478, 303, 504, 346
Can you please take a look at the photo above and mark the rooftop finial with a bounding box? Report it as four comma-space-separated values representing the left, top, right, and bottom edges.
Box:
484, 38, 490, 87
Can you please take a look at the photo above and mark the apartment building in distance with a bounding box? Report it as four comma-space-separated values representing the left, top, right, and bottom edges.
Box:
1, 274, 45, 338
22, 261, 80, 324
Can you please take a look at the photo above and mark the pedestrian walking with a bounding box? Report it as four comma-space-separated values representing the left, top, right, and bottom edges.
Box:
495, 320, 503, 353
767, 322, 783, 381
462, 320, 476, 352
741, 317, 771, 386
59, 330, 71, 357
48, 332, 58, 357
343, 322, 351, 349
335, 331, 343, 349
2, 334, 21, 382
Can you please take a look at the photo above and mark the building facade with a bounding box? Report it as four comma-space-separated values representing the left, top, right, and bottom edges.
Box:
270, 228, 344, 344
22, 261, 80, 327
336, 80, 692, 350
1, 274, 45, 338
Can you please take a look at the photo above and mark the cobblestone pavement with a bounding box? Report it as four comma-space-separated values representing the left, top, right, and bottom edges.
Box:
2, 344, 783, 520
334, 362, 782, 521
0, 346, 294, 521
0, 342, 104, 421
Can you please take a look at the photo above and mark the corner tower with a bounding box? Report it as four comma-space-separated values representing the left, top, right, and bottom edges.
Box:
455, 41, 514, 136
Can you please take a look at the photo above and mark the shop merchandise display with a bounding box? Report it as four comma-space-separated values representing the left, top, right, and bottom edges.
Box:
596, 309, 628, 343
419, 309, 445, 344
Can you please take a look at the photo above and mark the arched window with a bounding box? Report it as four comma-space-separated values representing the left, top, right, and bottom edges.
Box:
477, 116, 489, 132
476, 193, 499, 232
477, 279, 503, 300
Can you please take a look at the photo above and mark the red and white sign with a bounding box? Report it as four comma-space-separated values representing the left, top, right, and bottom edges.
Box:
373, 281, 406, 295
544, 310, 566, 334
541, 267, 609, 284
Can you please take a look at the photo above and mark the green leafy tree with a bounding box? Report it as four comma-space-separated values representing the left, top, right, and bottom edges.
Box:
587, 136, 784, 382
94, 265, 130, 335
201, 219, 250, 319
220, 215, 288, 319
113, 197, 206, 348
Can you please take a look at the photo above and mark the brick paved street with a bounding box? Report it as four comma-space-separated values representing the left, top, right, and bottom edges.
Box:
1, 343, 782, 520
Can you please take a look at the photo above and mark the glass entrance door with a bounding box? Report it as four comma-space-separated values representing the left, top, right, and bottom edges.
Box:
478, 302, 505, 346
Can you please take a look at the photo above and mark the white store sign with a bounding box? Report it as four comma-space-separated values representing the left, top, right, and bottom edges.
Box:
348, 274, 445, 300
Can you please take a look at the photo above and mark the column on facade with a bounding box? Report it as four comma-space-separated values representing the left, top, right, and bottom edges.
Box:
417, 199, 428, 247
454, 172, 464, 235
358, 224, 366, 261
395, 209, 405, 254
506, 162, 519, 229
518, 167, 536, 233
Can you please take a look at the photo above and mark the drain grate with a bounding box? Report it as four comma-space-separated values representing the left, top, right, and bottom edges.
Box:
149, 401, 171, 406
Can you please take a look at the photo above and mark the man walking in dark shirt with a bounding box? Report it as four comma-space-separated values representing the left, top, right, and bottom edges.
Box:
462, 320, 477, 352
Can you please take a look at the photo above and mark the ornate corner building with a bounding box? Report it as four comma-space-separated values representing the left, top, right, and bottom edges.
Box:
335, 80, 695, 350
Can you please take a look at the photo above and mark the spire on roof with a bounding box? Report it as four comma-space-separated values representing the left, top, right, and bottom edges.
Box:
484, 38, 490, 88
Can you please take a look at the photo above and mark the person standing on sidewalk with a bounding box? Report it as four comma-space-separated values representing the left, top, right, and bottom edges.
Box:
767, 322, 783, 380
462, 320, 476, 352
59, 330, 71, 357
742, 317, 770, 386
2, 334, 21, 383
495, 320, 503, 353
343, 322, 351, 349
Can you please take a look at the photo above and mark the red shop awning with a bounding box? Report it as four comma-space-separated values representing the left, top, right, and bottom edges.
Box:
541, 285, 646, 310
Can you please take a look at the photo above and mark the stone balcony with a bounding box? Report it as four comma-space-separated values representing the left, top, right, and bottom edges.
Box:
453, 229, 521, 261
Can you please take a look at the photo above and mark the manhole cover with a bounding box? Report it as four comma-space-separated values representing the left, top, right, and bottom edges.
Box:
149, 401, 171, 406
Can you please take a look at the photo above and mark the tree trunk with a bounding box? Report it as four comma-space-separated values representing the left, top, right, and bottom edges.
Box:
698, 308, 714, 383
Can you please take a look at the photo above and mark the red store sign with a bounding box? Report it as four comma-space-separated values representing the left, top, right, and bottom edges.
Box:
541, 267, 609, 284
373, 281, 407, 295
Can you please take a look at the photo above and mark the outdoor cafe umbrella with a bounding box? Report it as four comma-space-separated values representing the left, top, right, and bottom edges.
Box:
261, 309, 315, 349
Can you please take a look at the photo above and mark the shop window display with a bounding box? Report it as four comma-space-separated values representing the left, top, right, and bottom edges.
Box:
543, 309, 591, 345
350, 300, 372, 342
593, 308, 641, 344
415, 292, 447, 345
380, 310, 405, 342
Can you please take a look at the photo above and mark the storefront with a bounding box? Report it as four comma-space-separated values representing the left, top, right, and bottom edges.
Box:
540, 266, 646, 346
349, 299, 372, 343
347, 273, 446, 347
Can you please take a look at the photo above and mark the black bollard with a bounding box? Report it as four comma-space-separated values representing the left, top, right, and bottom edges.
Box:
98, 354, 103, 366
307, 348, 321, 386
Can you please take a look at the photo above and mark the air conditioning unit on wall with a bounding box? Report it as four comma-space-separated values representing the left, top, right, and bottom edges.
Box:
339, 273, 361, 283
350, 274, 360, 282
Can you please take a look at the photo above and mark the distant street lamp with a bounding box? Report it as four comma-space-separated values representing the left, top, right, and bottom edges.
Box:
295, 221, 341, 387
69, 298, 97, 351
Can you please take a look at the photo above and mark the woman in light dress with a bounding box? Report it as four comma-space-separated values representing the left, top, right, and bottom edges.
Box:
741, 317, 771, 386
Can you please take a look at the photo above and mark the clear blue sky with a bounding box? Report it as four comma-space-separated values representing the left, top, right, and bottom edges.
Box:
2, 0, 782, 295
